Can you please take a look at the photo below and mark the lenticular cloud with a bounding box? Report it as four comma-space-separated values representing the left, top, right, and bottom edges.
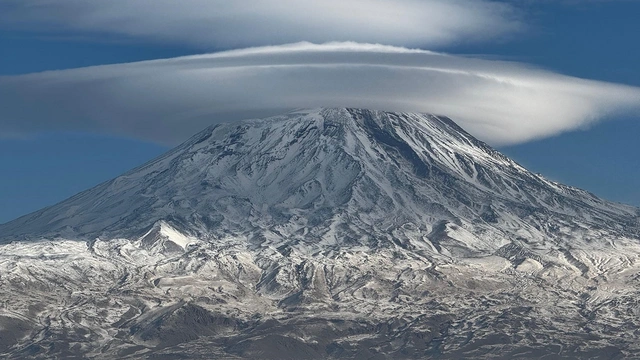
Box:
0, 0, 520, 49
1, 42, 639, 145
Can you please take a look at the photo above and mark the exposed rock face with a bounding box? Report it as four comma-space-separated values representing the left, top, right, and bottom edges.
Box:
0, 108, 639, 359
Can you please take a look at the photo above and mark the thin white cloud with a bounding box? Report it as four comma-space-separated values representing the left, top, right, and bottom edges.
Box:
0, 0, 522, 49
1, 42, 639, 145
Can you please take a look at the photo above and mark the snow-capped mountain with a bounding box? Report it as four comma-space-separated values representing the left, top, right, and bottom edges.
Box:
2, 108, 637, 247
1, 108, 639, 359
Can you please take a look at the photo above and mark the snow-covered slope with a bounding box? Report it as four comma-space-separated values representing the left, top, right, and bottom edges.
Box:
1, 108, 639, 359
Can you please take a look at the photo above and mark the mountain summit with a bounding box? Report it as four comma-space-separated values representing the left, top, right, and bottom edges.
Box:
1, 108, 640, 359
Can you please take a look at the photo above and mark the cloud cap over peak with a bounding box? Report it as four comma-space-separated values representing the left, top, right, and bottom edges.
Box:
1, 42, 639, 146
0, 0, 522, 49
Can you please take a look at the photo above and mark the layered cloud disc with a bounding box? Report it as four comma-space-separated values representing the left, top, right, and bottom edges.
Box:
0, 0, 521, 49
1, 42, 639, 145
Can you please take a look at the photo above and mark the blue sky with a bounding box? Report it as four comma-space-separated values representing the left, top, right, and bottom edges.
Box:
1, 1, 639, 223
